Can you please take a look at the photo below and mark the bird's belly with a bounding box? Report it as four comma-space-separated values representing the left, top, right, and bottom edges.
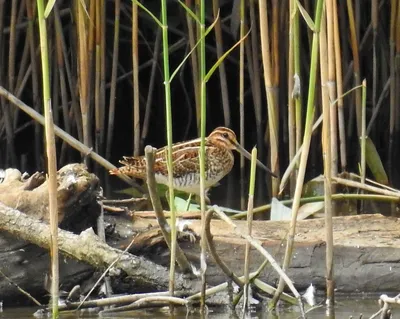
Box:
155, 170, 227, 194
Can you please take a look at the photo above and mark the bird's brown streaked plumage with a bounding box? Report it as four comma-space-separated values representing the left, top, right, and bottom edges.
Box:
110, 127, 276, 195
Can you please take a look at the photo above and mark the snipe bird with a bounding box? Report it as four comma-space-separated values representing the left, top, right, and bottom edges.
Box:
110, 127, 277, 195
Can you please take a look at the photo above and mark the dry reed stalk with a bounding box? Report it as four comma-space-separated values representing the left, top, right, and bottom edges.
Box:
76, 0, 91, 152
243, 148, 257, 311
15, 33, 31, 101
239, 0, 245, 210
271, 0, 324, 306
388, 0, 396, 177
0, 0, 17, 166
141, 30, 161, 143
258, 0, 280, 197
54, 5, 70, 135
247, 0, 264, 202
94, 0, 106, 155
394, 1, 400, 134
185, 0, 200, 132
333, 0, 346, 171
371, 0, 378, 114
319, 7, 335, 311
288, 0, 297, 196
8, 0, 17, 93
36, 0, 59, 315
346, 0, 362, 137
212, 0, 230, 127
106, 0, 121, 160
26, 0, 41, 168
52, 41, 60, 129
388, 1, 400, 177
326, 0, 338, 179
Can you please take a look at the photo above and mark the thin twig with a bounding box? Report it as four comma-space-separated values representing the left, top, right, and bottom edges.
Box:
0, 269, 42, 306
333, 176, 400, 198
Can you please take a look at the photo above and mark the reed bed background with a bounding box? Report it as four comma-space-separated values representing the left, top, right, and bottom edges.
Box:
0, 0, 397, 211
0, 0, 399, 314
0, 1, 398, 209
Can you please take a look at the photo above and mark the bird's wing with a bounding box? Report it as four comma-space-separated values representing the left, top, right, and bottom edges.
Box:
120, 156, 146, 168
154, 146, 211, 178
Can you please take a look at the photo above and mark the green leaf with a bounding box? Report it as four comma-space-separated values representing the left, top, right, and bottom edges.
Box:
44, 0, 56, 18
365, 137, 389, 185
204, 27, 250, 82
174, 196, 200, 212
177, 1, 200, 25
296, 0, 315, 31
132, 0, 162, 28
170, 11, 220, 81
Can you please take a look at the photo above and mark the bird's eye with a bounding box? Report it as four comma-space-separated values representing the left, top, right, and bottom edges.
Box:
222, 133, 229, 138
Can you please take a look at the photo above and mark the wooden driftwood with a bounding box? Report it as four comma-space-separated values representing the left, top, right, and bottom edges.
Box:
126, 213, 400, 294
1, 164, 399, 304
0, 164, 194, 303
0, 203, 191, 291
0, 164, 100, 228
0, 164, 101, 302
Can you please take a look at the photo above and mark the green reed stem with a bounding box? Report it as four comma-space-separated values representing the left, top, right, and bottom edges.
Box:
199, 0, 207, 310
160, 0, 177, 295
271, 0, 324, 307
243, 147, 257, 311
36, 0, 59, 317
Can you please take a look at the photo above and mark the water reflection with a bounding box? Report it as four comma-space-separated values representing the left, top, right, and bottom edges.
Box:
0, 298, 395, 319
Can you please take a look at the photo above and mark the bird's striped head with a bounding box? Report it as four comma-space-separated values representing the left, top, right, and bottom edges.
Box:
207, 126, 277, 178
207, 127, 238, 150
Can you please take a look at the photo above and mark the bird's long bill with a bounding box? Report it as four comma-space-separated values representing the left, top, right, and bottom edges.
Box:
234, 142, 278, 178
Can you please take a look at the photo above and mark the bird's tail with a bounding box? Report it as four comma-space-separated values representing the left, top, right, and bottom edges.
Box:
109, 156, 147, 179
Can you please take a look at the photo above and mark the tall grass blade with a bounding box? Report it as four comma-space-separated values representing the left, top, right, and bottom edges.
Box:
159, 0, 177, 297
36, 0, 59, 316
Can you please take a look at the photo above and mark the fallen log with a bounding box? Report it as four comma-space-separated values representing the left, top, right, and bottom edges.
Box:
0, 163, 102, 302
0, 202, 191, 292
127, 213, 400, 294
0, 164, 194, 303
2, 163, 399, 303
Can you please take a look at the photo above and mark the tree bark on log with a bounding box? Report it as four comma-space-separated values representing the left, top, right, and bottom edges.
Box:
1, 163, 399, 303
0, 164, 193, 303
129, 214, 400, 294
0, 202, 191, 292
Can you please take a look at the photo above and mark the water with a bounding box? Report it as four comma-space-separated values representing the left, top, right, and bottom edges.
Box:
0, 298, 394, 318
